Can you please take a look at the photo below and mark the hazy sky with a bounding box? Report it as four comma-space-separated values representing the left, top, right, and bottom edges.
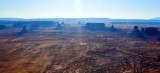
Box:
0, 0, 160, 19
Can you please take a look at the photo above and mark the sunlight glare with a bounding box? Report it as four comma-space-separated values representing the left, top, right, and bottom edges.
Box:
74, 0, 83, 18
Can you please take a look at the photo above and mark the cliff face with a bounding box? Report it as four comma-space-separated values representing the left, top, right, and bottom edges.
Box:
85, 23, 106, 31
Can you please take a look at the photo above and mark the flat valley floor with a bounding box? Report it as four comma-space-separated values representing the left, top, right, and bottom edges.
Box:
0, 25, 160, 73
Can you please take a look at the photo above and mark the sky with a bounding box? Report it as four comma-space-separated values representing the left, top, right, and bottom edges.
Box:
0, 0, 160, 19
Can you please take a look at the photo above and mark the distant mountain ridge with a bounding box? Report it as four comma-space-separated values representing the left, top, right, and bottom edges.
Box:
0, 18, 110, 22
151, 17, 160, 20
0, 18, 160, 25
0, 18, 24, 21
0, 18, 160, 22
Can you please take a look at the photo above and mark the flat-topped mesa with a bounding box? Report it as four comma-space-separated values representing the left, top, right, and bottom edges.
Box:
144, 27, 159, 36
29, 21, 56, 28
13, 22, 28, 28
30, 21, 57, 30
142, 27, 160, 42
30, 24, 39, 30
13, 21, 56, 28
85, 23, 106, 31
131, 26, 160, 42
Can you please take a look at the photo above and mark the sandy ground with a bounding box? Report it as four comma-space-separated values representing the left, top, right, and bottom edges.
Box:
0, 25, 160, 73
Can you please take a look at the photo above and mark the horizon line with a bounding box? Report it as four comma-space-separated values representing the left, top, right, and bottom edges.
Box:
0, 17, 158, 20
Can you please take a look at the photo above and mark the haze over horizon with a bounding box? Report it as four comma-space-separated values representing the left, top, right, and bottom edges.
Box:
0, 0, 160, 19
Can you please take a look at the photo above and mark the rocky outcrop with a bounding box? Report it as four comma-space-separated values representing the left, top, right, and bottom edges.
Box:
144, 27, 159, 36
55, 24, 62, 30
18, 26, 28, 35
131, 26, 144, 38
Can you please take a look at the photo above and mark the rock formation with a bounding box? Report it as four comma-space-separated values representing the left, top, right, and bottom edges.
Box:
144, 27, 159, 36
30, 24, 39, 30
131, 26, 144, 38
85, 23, 106, 31
18, 26, 28, 35
55, 24, 62, 30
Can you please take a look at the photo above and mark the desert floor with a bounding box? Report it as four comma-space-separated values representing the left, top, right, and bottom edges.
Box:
0, 25, 160, 73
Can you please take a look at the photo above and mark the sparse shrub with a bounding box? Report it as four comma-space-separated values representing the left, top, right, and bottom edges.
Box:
157, 54, 160, 61
138, 53, 147, 73
158, 36, 160, 42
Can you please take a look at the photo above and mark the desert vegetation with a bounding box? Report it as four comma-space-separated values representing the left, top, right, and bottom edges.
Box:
0, 22, 160, 73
